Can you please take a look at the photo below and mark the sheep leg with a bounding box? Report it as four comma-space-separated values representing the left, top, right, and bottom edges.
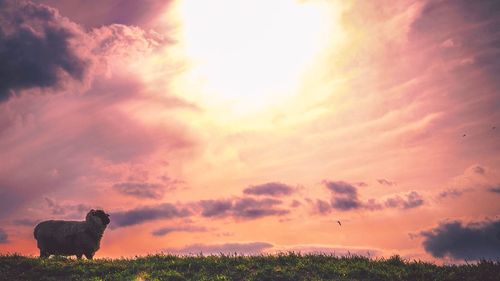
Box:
40, 250, 49, 258
84, 252, 94, 260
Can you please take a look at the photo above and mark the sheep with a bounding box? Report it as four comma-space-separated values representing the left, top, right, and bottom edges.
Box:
34, 209, 110, 259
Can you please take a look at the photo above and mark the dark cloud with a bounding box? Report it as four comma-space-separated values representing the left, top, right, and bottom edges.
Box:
324, 181, 358, 196
232, 197, 289, 219
33, 0, 172, 28
113, 182, 165, 199
411, 0, 500, 83
152, 225, 207, 237
243, 182, 294, 197
421, 220, 500, 260
197, 197, 289, 219
0, 228, 7, 244
384, 191, 424, 209
111, 203, 191, 228
198, 200, 233, 217
377, 179, 395, 186
438, 188, 466, 199
488, 186, 500, 194
164, 242, 273, 255
0, 0, 89, 102
331, 197, 361, 211
323, 181, 362, 211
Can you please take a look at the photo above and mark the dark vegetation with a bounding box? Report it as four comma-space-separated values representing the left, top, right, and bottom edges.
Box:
0, 253, 499, 281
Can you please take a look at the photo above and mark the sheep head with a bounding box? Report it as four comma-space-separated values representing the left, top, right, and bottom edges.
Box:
86, 209, 111, 226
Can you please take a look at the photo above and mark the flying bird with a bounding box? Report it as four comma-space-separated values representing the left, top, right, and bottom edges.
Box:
337, 220, 341, 226
493, 126, 496, 130
462, 134, 466, 137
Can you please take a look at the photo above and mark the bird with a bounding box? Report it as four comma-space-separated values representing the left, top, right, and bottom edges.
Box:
462, 134, 466, 137
337, 220, 341, 226
493, 126, 496, 130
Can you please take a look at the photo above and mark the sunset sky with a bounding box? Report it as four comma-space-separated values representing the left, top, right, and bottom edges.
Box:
0, 0, 499, 263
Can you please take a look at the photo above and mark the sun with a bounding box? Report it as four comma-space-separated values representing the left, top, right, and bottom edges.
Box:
174, 0, 340, 115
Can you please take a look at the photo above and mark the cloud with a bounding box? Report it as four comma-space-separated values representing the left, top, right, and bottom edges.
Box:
324, 181, 358, 196
438, 188, 467, 199
111, 203, 191, 228
0, 0, 182, 219
290, 200, 301, 208
0, 228, 7, 244
32, 0, 172, 28
323, 181, 362, 211
243, 182, 294, 197
164, 242, 273, 255
12, 218, 40, 227
411, 0, 500, 82
377, 179, 395, 186
488, 186, 500, 194
151, 225, 207, 236
232, 197, 289, 219
472, 166, 486, 175
314, 199, 332, 214
317, 181, 424, 213
197, 197, 289, 219
198, 200, 233, 217
113, 182, 166, 199
331, 197, 361, 211
421, 220, 500, 260
384, 191, 424, 209
44, 197, 91, 217
0, 0, 89, 102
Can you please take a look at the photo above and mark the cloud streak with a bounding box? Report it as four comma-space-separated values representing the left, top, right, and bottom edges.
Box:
113, 182, 166, 199
243, 182, 294, 197
111, 203, 191, 228
152, 225, 207, 236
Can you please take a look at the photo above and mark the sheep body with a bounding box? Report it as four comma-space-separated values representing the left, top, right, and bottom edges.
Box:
34, 210, 110, 259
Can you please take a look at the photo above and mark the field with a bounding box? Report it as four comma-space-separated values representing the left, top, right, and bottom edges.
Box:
1, 253, 499, 281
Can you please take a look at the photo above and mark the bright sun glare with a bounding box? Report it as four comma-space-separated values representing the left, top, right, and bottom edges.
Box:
176, 0, 338, 115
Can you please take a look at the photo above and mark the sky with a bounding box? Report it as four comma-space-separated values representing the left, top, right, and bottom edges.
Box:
0, 0, 499, 263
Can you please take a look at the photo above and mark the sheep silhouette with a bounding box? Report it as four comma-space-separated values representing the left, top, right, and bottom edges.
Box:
34, 209, 110, 259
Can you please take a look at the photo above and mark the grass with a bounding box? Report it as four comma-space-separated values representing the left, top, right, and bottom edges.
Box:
0, 253, 499, 281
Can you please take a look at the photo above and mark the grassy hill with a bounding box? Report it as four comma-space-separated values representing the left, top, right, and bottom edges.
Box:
1, 253, 499, 281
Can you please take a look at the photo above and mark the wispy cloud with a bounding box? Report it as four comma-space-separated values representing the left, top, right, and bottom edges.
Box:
111, 203, 191, 228
243, 182, 294, 197
113, 182, 166, 199
152, 225, 207, 236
